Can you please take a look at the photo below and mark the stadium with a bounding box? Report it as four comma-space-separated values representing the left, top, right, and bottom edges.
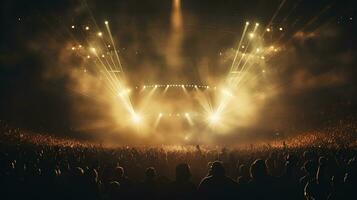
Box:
0, 0, 357, 199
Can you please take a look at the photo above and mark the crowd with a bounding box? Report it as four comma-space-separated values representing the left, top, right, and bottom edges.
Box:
0, 141, 356, 200
1, 120, 357, 200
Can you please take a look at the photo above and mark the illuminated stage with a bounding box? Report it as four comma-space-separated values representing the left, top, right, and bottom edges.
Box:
60, 0, 283, 144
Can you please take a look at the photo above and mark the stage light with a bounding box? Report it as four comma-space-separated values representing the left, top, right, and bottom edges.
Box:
104, 21, 108, 25
208, 112, 221, 124
131, 113, 142, 124
90, 47, 96, 53
71, 25, 75, 29
155, 85, 158, 88
159, 113, 163, 117
97, 32, 103, 37
185, 113, 189, 117
249, 33, 255, 39
87, 55, 90, 59
266, 28, 271, 32
279, 27, 283, 31
85, 26, 89, 30
246, 21, 250, 25
255, 23, 259, 27
71, 47, 75, 50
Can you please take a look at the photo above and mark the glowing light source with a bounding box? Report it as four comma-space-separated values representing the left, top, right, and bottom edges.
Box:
71, 25, 75, 29
255, 23, 259, 27
131, 113, 142, 124
249, 33, 255, 39
246, 21, 250, 25
279, 27, 283, 31
97, 32, 103, 37
266, 28, 271, 32
208, 112, 221, 124
85, 26, 90, 30
104, 21, 108, 25
90, 47, 96, 53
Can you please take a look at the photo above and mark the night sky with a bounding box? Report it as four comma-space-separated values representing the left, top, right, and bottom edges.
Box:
1, 0, 357, 140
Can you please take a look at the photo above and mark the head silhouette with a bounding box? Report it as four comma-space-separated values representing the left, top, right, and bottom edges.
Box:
210, 161, 225, 177
239, 164, 249, 177
303, 160, 317, 175
176, 163, 191, 181
145, 167, 156, 180
115, 166, 124, 179
250, 159, 268, 180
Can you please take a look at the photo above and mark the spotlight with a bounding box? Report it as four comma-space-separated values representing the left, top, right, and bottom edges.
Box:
131, 113, 142, 124
71, 25, 75, 29
246, 21, 250, 25
85, 26, 89, 30
208, 112, 221, 124
249, 33, 255, 39
104, 21, 108, 25
266, 28, 271, 32
279, 27, 283, 31
185, 113, 189, 117
97, 32, 103, 37
255, 23, 259, 26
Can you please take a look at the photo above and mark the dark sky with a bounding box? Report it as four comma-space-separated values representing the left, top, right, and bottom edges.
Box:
0, 0, 356, 139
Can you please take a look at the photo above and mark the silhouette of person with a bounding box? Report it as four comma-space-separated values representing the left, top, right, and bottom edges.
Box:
138, 167, 158, 200
168, 163, 197, 200
247, 159, 278, 200
236, 164, 250, 199
198, 161, 238, 200
304, 157, 332, 200
113, 166, 132, 198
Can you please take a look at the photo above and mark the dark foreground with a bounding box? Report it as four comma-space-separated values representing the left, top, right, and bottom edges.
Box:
1, 140, 356, 200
